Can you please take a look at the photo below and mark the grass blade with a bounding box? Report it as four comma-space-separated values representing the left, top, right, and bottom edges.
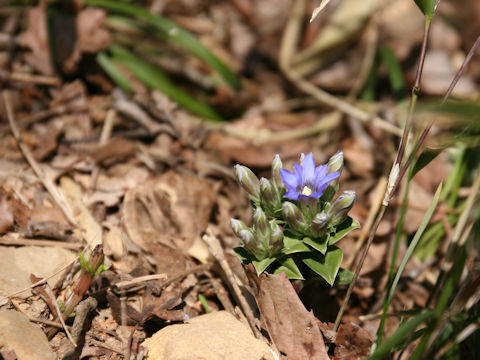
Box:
368, 310, 434, 360
110, 45, 221, 121
84, 0, 241, 90
387, 182, 442, 306
96, 52, 133, 94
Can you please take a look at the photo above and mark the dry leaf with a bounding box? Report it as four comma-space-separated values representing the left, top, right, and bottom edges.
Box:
334, 322, 373, 359
122, 172, 216, 276
250, 271, 329, 360
19, 1, 55, 75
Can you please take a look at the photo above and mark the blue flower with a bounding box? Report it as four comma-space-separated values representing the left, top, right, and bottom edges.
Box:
279, 153, 340, 200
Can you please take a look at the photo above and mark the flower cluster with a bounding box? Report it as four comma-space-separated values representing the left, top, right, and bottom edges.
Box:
231, 151, 359, 285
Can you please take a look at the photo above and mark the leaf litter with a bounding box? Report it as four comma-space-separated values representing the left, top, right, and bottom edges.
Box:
0, 0, 478, 359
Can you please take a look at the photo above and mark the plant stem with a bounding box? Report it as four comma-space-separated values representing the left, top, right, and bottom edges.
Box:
332, 205, 386, 333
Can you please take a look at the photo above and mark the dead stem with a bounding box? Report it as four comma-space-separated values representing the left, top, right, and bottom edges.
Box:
203, 227, 262, 339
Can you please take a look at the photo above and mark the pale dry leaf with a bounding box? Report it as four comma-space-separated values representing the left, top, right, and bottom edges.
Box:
310, 0, 333, 22
60, 177, 102, 248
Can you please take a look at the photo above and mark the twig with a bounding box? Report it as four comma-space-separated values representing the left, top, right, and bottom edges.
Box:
0, 69, 60, 86
0, 235, 83, 250
0, 257, 77, 301
91, 109, 117, 190
333, 205, 387, 333
202, 227, 262, 339
63, 297, 98, 358
2, 90, 79, 227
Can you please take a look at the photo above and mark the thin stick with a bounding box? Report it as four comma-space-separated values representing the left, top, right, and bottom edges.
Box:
0, 236, 83, 250
333, 205, 386, 333
0, 257, 77, 301
202, 228, 262, 339
2, 90, 79, 227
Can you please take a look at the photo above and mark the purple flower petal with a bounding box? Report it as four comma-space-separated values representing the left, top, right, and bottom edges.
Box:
313, 165, 328, 189
302, 153, 316, 184
320, 171, 340, 187
284, 189, 300, 200
279, 153, 342, 201
279, 168, 298, 190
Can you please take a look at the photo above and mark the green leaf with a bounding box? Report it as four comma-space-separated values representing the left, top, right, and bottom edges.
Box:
300, 246, 343, 286
334, 268, 354, 286
414, 0, 436, 19
84, 0, 240, 90
78, 252, 87, 272
368, 310, 434, 360
97, 52, 134, 94
252, 257, 276, 275
329, 217, 360, 245
273, 257, 304, 280
386, 183, 443, 310
233, 247, 255, 264
282, 236, 311, 254
198, 294, 210, 313
110, 45, 222, 121
303, 236, 328, 254
410, 150, 442, 180
379, 46, 405, 102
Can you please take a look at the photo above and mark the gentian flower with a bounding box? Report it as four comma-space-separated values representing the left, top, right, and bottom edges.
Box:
279, 153, 340, 201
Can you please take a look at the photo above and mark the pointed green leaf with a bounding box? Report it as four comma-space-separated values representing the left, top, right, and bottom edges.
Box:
252, 257, 276, 275
414, 0, 436, 20
273, 257, 304, 280
282, 236, 311, 254
303, 236, 328, 254
334, 268, 354, 286
78, 252, 87, 271
300, 246, 343, 286
410, 150, 442, 180
84, 0, 240, 90
97, 52, 133, 94
329, 217, 360, 245
233, 247, 255, 264
110, 45, 222, 121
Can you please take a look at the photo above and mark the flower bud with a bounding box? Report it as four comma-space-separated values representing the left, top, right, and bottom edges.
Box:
238, 229, 257, 251
329, 190, 355, 226
327, 150, 344, 174
253, 207, 269, 238
260, 178, 280, 208
230, 218, 248, 237
299, 153, 305, 164
311, 212, 329, 235
271, 154, 284, 188
282, 202, 306, 231
234, 165, 260, 198
269, 221, 284, 246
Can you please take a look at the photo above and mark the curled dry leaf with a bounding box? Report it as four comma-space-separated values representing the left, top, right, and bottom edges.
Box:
248, 270, 329, 360
122, 172, 216, 276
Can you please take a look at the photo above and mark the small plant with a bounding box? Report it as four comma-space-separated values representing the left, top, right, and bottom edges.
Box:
231, 152, 359, 285
79, 251, 110, 276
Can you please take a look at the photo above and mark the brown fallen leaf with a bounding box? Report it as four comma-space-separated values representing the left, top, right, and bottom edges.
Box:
249, 271, 329, 360
342, 138, 375, 177
334, 322, 373, 359
122, 172, 216, 276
